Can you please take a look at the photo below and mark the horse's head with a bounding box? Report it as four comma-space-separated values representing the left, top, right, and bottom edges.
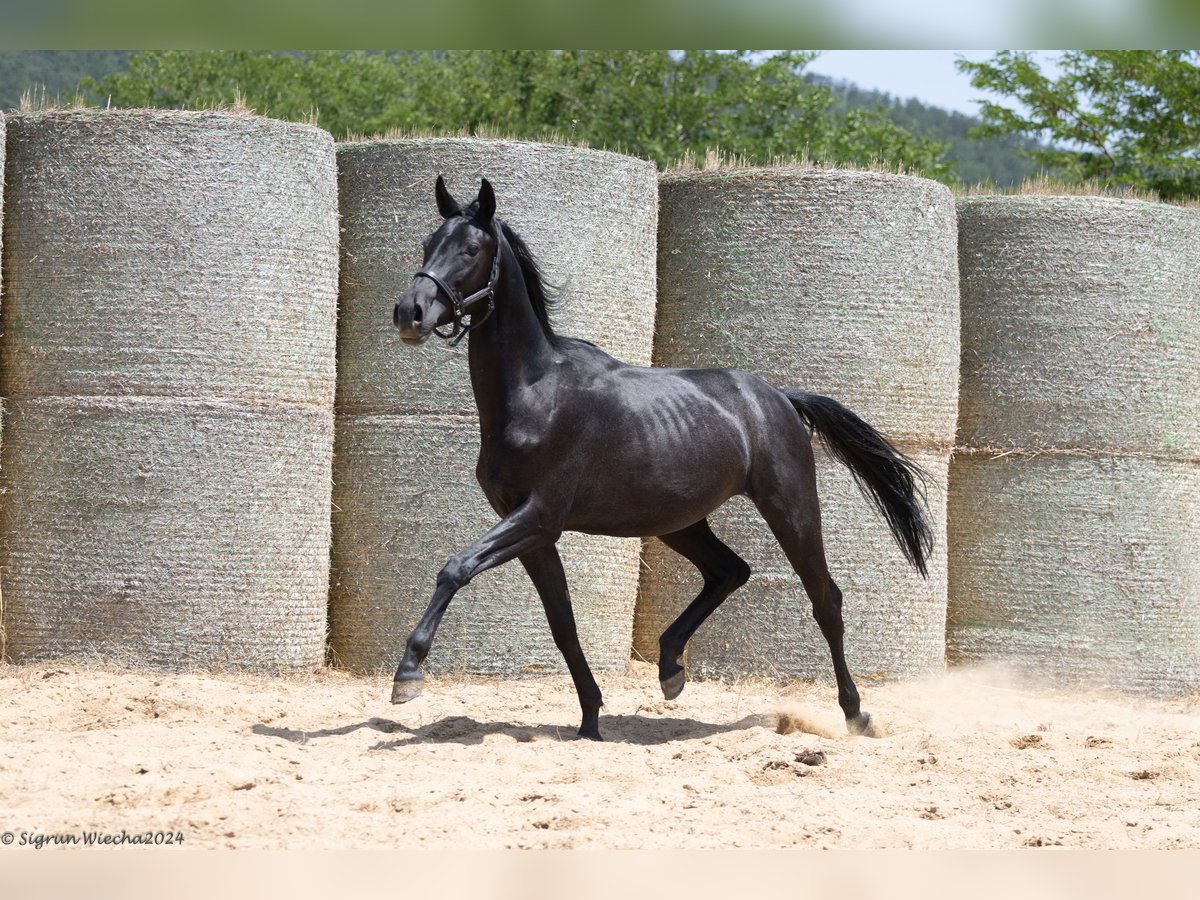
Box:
394, 176, 500, 345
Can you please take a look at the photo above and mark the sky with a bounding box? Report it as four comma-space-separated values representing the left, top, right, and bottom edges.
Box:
806, 51, 1065, 117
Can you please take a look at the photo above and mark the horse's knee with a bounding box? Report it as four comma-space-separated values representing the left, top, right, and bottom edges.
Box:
438, 558, 471, 592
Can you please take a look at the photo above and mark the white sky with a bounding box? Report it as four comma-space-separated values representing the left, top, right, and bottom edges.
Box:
806, 50, 1065, 116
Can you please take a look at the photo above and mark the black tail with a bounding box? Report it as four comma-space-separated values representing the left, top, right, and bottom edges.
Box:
783, 390, 933, 578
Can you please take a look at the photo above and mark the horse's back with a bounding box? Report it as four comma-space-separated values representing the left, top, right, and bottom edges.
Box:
561, 342, 805, 456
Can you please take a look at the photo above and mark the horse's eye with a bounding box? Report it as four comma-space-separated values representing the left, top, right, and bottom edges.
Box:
465, 243, 480, 256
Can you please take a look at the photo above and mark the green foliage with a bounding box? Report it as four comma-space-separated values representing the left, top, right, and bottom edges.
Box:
818, 78, 1041, 187
957, 51, 1200, 200
83, 50, 951, 176
0, 50, 132, 110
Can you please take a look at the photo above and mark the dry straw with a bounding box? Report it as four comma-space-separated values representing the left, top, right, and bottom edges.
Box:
0, 111, 6, 655
956, 195, 1200, 457
330, 138, 658, 674
1, 397, 334, 670
0, 109, 339, 672
634, 166, 960, 681
948, 453, 1200, 694
949, 194, 1200, 694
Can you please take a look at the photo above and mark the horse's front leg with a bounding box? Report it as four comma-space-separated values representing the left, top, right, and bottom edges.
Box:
519, 546, 603, 740
391, 501, 559, 703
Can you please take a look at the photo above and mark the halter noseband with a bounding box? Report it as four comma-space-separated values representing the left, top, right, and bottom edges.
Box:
412, 222, 501, 348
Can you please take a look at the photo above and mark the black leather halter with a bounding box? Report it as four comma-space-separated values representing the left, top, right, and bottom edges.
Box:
413, 223, 501, 348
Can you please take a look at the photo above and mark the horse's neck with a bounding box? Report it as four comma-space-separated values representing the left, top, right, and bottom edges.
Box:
467, 241, 554, 434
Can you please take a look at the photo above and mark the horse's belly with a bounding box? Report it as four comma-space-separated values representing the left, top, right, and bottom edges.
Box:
566, 428, 749, 537
566, 493, 742, 538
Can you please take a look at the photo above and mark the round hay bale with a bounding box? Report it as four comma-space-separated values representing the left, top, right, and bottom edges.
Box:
947, 452, 1200, 694
330, 415, 639, 674
0, 110, 339, 672
1, 110, 338, 405
635, 449, 950, 681
331, 138, 658, 674
0, 112, 5, 656
335, 137, 659, 415
0, 113, 6, 254
0, 397, 332, 669
650, 167, 960, 443
634, 166, 960, 681
948, 194, 1200, 694
956, 195, 1200, 456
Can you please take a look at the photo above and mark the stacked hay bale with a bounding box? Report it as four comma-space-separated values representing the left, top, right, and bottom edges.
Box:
634, 167, 960, 682
332, 138, 658, 675
0, 110, 339, 671
949, 194, 1200, 693
0, 112, 5, 654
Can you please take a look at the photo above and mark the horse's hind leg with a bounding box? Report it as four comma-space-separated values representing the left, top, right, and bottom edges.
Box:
655, 519, 751, 700
519, 546, 604, 740
751, 462, 874, 736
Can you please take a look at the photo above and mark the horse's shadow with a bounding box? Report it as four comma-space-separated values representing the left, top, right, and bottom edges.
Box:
252, 712, 768, 749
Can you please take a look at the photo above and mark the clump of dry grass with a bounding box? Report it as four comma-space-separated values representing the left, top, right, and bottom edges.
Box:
16, 87, 274, 120
957, 173, 1200, 209
666, 145, 937, 180
18, 85, 92, 112
342, 121, 595, 150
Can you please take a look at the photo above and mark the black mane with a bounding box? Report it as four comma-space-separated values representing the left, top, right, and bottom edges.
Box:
463, 200, 561, 344
498, 218, 561, 343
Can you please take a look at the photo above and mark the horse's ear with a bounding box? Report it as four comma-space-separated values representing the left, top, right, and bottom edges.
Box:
476, 178, 496, 223
435, 175, 461, 219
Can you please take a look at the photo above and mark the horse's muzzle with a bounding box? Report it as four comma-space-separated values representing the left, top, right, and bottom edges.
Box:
393, 292, 424, 344
394, 303, 423, 344
394, 282, 447, 345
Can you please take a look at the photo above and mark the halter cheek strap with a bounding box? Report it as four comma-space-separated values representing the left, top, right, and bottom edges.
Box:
412, 223, 502, 348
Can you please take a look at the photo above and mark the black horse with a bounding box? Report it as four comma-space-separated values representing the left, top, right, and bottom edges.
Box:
391, 176, 931, 740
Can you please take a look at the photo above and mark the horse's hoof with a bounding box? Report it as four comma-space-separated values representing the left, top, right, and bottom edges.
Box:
390, 676, 423, 704
846, 712, 881, 737
578, 727, 604, 742
660, 668, 686, 701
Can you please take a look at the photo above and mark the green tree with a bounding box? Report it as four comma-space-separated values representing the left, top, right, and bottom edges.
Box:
0, 50, 131, 110
957, 51, 1200, 200
86, 51, 950, 176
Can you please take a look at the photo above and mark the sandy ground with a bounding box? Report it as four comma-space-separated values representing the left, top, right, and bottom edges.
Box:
2, 660, 1198, 850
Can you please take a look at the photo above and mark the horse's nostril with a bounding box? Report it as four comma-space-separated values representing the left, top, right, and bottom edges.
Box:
413, 302, 423, 324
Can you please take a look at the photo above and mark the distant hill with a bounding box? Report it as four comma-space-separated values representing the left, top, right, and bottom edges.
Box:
0, 50, 132, 110
811, 74, 1043, 187
0, 51, 1041, 187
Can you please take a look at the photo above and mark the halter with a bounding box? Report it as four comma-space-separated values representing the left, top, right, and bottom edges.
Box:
412, 222, 501, 348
